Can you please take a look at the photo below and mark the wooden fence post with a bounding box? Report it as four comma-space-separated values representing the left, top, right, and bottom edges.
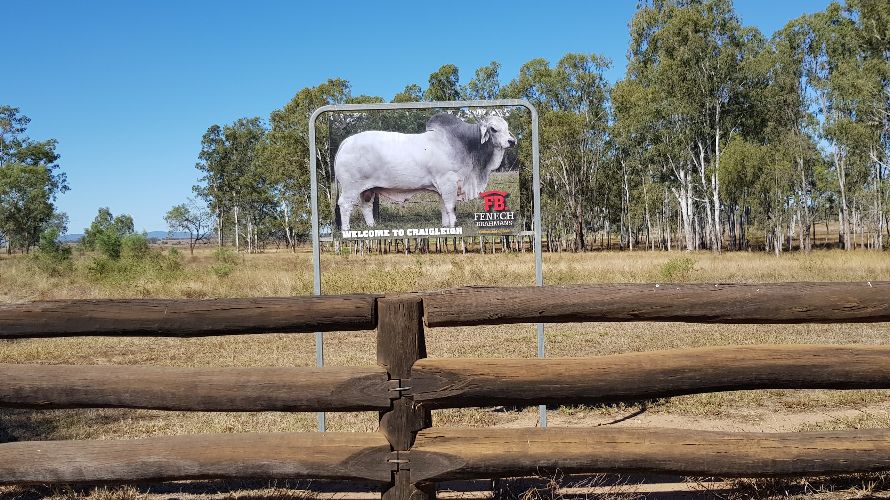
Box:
377, 295, 434, 499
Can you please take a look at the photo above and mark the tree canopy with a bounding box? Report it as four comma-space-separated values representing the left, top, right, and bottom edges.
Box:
173, 0, 888, 254
0, 106, 68, 253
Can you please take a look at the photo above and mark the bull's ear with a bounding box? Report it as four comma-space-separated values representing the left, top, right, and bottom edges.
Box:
480, 123, 490, 144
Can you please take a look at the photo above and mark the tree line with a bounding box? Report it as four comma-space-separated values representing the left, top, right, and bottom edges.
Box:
193, 0, 888, 254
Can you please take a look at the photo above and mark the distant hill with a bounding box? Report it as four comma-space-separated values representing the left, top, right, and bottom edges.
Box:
61, 231, 191, 243
60, 233, 84, 242
147, 231, 191, 240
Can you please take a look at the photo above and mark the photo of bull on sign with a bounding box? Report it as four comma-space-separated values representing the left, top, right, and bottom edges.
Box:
332, 112, 519, 236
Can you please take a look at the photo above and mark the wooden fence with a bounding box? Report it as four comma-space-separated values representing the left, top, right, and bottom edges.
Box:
2, 282, 890, 498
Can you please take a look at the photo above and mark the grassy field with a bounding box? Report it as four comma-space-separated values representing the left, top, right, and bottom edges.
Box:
2, 247, 890, 498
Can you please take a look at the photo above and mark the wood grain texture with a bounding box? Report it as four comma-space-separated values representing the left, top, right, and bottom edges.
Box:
0, 364, 390, 411
387, 469, 435, 500
377, 295, 426, 381
410, 427, 890, 482
0, 295, 377, 338
422, 282, 890, 327
376, 296, 432, 500
410, 345, 890, 408
377, 295, 431, 450
0, 432, 392, 485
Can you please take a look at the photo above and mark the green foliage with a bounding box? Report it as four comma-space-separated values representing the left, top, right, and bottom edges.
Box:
194, 117, 269, 252
31, 227, 73, 276
185, 0, 890, 255
503, 53, 612, 250
86, 244, 182, 283
213, 246, 239, 265
200, 80, 358, 251
84, 255, 114, 278
82, 208, 135, 258
465, 61, 501, 100
210, 246, 239, 278
37, 227, 71, 256
96, 231, 122, 259
659, 257, 697, 282
81, 217, 180, 284
392, 84, 423, 103
0, 163, 59, 251
424, 64, 462, 101
165, 204, 189, 230
120, 233, 151, 260
165, 200, 212, 254
0, 106, 68, 253
211, 263, 235, 278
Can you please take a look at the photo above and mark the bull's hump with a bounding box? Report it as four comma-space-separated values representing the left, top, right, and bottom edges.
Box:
426, 112, 463, 130
425, 113, 482, 158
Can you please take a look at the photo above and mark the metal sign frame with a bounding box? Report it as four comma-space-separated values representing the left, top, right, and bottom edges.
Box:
308, 99, 544, 431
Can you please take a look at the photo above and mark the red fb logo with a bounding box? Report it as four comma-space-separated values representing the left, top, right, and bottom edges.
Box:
480, 190, 509, 212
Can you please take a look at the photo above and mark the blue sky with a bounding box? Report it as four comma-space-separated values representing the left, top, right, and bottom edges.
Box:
5, 0, 831, 233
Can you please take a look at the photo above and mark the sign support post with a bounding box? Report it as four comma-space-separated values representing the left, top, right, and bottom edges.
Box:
529, 105, 546, 428
308, 111, 325, 432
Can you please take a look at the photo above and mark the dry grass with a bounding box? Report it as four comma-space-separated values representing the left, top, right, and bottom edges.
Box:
3, 246, 890, 302
0, 481, 324, 500
2, 248, 890, 497
727, 474, 890, 500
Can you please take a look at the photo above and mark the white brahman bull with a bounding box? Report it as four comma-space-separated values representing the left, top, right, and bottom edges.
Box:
334, 113, 516, 231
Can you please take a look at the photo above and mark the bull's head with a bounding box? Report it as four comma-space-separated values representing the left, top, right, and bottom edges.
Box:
480, 116, 517, 149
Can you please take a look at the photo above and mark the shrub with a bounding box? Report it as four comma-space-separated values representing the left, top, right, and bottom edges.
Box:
659, 256, 696, 282
96, 230, 122, 260
31, 228, 73, 276
36, 228, 71, 257
86, 255, 115, 279
159, 247, 183, 273
210, 247, 239, 278
120, 233, 151, 261
211, 263, 235, 278
86, 239, 182, 282
213, 246, 239, 265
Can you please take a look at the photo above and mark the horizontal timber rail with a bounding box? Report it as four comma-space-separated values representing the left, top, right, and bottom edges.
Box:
409, 427, 890, 482
4, 283, 890, 497
5, 428, 890, 486
422, 282, 890, 327
0, 365, 391, 411
5, 345, 888, 412
0, 295, 378, 338
0, 432, 392, 485
409, 344, 890, 408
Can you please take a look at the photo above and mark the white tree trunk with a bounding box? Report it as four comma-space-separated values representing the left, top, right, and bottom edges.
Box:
234, 206, 240, 252
672, 168, 695, 252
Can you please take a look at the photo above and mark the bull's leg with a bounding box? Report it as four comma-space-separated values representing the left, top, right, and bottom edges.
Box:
439, 201, 449, 227
435, 174, 461, 228
338, 192, 357, 232
360, 198, 375, 227
437, 190, 459, 228
445, 201, 457, 227
359, 189, 376, 227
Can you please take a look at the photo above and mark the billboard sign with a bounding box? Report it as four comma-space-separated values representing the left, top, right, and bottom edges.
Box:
307, 100, 543, 431
330, 110, 523, 240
